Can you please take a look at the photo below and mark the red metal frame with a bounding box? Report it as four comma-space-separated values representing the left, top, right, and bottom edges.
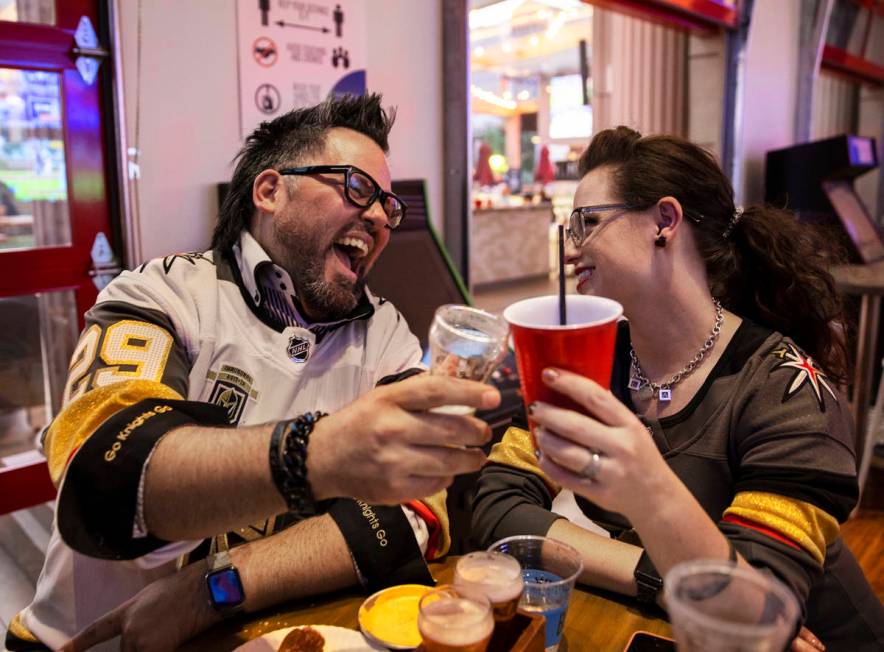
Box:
0, 461, 56, 515
851, 0, 884, 19
0, 0, 113, 513
822, 44, 884, 85
583, 0, 739, 30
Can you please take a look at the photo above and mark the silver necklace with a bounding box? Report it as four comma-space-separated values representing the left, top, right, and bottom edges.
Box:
628, 300, 724, 402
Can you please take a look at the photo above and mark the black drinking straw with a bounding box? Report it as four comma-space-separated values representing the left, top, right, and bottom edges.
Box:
558, 224, 567, 325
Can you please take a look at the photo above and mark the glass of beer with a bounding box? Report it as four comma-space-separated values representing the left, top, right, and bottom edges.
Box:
453, 551, 524, 622
428, 304, 509, 415
417, 585, 494, 652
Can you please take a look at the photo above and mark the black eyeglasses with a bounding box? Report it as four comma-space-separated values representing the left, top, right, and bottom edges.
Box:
278, 165, 407, 229
566, 203, 637, 247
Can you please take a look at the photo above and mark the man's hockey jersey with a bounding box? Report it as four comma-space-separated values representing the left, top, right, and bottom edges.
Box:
11, 231, 447, 650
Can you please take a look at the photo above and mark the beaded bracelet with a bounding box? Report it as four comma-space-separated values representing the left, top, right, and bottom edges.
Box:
269, 411, 328, 516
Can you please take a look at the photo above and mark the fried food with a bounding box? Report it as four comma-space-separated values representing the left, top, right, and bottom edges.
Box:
277, 626, 325, 652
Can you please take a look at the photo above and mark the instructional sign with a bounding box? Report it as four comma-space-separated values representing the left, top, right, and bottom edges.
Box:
237, 0, 367, 139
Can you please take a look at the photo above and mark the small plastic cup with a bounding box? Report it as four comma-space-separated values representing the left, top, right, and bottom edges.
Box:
418, 585, 494, 652
488, 535, 584, 652
664, 559, 800, 652
428, 304, 509, 415
453, 551, 524, 622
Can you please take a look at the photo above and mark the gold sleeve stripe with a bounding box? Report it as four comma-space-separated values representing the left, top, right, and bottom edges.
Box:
411, 489, 451, 560
487, 426, 560, 496
7, 612, 39, 643
723, 491, 839, 566
44, 380, 183, 486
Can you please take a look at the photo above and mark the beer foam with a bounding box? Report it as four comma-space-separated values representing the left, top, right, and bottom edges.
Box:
419, 598, 493, 646
455, 556, 524, 603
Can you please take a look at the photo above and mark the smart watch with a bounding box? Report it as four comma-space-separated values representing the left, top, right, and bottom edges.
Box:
205, 534, 245, 616
634, 550, 664, 604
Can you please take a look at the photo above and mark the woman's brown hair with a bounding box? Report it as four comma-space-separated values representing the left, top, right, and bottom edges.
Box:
578, 126, 850, 382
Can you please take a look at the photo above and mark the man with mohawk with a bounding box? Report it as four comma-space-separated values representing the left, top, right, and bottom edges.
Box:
7, 94, 499, 652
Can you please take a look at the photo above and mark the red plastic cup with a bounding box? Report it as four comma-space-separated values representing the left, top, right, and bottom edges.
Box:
503, 295, 623, 438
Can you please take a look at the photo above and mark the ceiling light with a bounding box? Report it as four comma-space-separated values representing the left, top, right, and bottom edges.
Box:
517, 90, 530, 100
470, 84, 517, 110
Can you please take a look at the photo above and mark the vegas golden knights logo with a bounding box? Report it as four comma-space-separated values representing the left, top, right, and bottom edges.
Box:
206, 364, 259, 425
287, 334, 311, 363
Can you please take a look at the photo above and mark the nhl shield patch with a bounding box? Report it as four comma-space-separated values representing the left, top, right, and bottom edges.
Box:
287, 334, 311, 363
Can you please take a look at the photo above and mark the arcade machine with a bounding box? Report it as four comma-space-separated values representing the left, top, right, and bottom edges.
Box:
766, 134, 884, 486
765, 134, 883, 264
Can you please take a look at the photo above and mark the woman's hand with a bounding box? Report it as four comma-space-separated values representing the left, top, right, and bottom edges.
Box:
530, 367, 679, 521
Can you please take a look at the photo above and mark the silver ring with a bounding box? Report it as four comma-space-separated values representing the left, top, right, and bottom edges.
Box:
580, 451, 603, 481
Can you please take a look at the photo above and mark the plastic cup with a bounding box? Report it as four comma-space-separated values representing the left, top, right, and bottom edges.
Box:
453, 551, 524, 622
664, 559, 800, 652
428, 304, 509, 415
488, 535, 584, 652
418, 585, 494, 652
503, 295, 622, 437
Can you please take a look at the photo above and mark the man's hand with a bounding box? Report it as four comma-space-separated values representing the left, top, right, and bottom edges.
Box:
60, 560, 219, 652
308, 374, 500, 504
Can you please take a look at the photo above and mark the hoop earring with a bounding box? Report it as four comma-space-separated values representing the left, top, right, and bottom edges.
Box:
654, 234, 667, 248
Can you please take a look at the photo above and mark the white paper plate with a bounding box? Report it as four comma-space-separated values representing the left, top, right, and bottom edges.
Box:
234, 625, 386, 652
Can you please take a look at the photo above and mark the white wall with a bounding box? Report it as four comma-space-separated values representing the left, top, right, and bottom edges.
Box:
118, 0, 443, 263
737, 0, 801, 204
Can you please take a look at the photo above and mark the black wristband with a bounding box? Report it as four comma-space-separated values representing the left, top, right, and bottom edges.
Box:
634, 550, 664, 604
327, 499, 435, 593
269, 412, 327, 516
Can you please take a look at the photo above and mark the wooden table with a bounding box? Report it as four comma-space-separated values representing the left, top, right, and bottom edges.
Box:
831, 260, 884, 494
182, 557, 672, 651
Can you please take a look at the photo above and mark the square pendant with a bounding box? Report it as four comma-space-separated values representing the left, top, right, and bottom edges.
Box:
628, 377, 643, 391
658, 388, 672, 402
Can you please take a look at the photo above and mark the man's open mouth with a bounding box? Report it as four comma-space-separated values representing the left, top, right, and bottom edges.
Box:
331, 235, 371, 279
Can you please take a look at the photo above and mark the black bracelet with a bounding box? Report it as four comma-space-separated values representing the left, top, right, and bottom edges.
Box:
268, 412, 327, 516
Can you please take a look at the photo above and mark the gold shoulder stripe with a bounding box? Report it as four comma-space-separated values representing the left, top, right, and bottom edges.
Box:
45, 380, 183, 486
723, 491, 839, 566
488, 427, 559, 496
415, 489, 451, 559
8, 612, 39, 643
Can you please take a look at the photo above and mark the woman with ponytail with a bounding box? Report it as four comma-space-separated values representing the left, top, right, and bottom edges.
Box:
472, 127, 883, 650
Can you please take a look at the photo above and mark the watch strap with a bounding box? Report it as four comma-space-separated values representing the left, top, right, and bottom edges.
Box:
634, 550, 664, 604
206, 533, 245, 616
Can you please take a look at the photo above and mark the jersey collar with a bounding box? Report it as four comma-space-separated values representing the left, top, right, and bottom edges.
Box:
232, 230, 375, 333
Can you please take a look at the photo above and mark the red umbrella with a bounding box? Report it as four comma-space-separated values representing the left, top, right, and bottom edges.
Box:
474, 142, 496, 187
534, 145, 556, 184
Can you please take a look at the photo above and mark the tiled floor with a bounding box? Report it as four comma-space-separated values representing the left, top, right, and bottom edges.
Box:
0, 502, 52, 643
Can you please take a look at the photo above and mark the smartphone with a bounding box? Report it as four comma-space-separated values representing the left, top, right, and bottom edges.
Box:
623, 631, 677, 652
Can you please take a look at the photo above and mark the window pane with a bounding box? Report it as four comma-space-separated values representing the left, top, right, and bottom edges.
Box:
0, 67, 70, 250
0, 0, 55, 25
0, 290, 77, 460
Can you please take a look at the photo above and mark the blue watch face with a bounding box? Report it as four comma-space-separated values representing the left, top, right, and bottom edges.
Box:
208, 567, 245, 608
